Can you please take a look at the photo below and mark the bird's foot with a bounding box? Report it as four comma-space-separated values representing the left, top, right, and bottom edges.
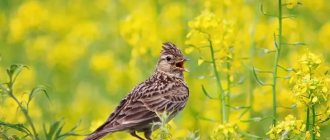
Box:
144, 129, 152, 140
130, 131, 145, 140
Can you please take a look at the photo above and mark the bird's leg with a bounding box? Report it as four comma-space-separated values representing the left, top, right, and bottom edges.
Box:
144, 129, 152, 140
130, 131, 145, 140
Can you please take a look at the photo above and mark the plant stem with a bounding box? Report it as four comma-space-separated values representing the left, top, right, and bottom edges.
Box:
247, 6, 259, 131
271, 0, 283, 125
208, 38, 227, 124
306, 107, 310, 131
306, 68, 312, 135
226, 61, 231, 121
8, 80, 39, 140
312, 105, 316, 140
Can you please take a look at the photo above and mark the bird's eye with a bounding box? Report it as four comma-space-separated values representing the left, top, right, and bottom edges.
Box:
166, 56, 172, 61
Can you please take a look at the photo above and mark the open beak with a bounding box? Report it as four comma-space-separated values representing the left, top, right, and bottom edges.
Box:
175, 58, 189, 72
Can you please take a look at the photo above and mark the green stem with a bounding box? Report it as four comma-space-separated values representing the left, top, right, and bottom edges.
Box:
306, 68, 312, 134
8, 81, 39, 140
208, 38, 227, 124
312, 105, 316, 140
247, 5, 259, 130
226, 61, 231, 121
306, 107, 310, 131
271, 0, 283, 125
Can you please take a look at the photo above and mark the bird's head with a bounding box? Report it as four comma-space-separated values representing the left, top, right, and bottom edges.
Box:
156, 42, 188, 77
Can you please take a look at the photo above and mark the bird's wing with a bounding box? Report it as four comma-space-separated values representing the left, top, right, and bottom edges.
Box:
92, 83, 143, 132
95, 81, 189, 133
140, 82, 189, 115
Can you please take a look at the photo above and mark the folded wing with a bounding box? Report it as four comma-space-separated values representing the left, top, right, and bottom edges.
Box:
95, 81, 189, 133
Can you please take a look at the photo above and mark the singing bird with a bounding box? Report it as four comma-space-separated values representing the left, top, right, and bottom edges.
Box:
85, 42, 189, 140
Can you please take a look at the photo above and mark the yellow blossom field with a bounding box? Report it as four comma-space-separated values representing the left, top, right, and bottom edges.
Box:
1, 0, 330, 139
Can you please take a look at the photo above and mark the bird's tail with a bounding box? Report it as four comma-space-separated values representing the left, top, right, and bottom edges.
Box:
85, 130, 111, 140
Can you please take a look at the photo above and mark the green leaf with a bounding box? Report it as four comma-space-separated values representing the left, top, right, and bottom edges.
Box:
54, 124, 64, 140
44, 120, 61, 140
237, 128, 262, 139
201, 85, 216, 99
27, 86, 50, 108
43, 120, 82, 140
48, 121, 61, 140
43, 123, 48, 140
6, 64, 28, 84
240, 116, 271, 123
0, 121, 31, 136
56, 120, 81, 139
197, 116, 216, 122
235, 106, 251, 119
252, 66, 267, 86
58, 130, 82, 138
282, 42, 306, 46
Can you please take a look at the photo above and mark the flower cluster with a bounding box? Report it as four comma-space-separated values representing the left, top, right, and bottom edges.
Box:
211, 123, 241, 140
299, 52, 322, 71
267, 115, 308, 139
290, 51, 329, 105
185, 10, 222, 47
185, 9, 236, 61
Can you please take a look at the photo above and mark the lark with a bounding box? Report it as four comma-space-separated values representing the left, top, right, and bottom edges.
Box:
85, 42, 189, 140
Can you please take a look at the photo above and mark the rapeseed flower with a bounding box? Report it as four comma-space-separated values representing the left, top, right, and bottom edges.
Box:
212, 123, 241, 140
290, 51, 329, 106
267, 115, 306, 139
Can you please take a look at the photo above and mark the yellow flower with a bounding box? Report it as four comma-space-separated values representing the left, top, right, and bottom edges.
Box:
47, 41, 87, 69
198, 59, 204, 65
267, 115, 306, 139
212, 123, 241, 140
322, 87, 328, 93
305, 131, 311, 139
186, 9, 223, 48
299, 51, 322, 70
290, 51, 329, 106
9, 1, 48, 42
312, 97, 318, 103
318, 23, 330, 49
90, 52, 114, 73
184, 47, 195, 54
188, 10, 221, 32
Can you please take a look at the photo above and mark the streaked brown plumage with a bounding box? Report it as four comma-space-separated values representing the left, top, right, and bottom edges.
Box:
85, 42, 189, 140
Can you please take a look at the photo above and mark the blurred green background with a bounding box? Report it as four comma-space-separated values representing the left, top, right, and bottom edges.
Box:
0, 0, 330, 139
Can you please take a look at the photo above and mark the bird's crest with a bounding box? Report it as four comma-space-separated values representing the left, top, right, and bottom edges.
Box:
161, 42, 183, 57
